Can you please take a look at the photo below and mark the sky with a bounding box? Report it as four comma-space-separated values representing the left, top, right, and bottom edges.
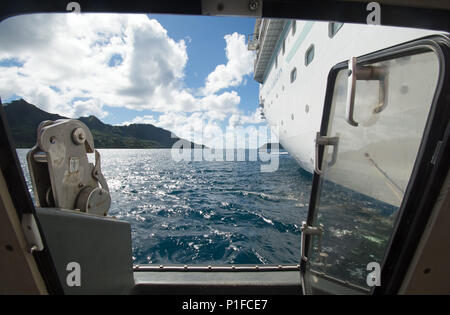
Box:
0, 13, 272, 148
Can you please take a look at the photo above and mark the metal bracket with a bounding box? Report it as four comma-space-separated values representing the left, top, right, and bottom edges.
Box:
201, 0, 262, 17
314, 132, 339, 175
300, 221, 323, 263
27, 119, 111, 216
346, 57, 389, 127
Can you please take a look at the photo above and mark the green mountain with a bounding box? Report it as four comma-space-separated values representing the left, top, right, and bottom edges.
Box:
3, 99, 202, 149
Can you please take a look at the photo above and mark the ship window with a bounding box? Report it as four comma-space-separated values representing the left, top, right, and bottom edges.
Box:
292, 21, 296, 35
305, 44, 315, 66
328, 22, 343, 38
290, 67, 297, 83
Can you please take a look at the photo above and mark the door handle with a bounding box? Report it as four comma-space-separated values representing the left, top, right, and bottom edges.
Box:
314, 132, 339, 175
346, 57, 389, 127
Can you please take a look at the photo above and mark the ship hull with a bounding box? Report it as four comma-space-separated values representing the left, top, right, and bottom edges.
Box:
259, 21, 438, 175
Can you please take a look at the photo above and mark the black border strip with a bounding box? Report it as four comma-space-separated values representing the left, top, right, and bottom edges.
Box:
0, 1, 449, 33
263, 0, 450, 32
0, 0, 202, 22
0, 0, 449, 295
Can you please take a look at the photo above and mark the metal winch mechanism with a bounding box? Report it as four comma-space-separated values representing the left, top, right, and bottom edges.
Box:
27, 119, 111, 216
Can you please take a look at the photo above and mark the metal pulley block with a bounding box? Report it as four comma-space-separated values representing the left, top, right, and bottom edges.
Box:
26, 119, 111, 216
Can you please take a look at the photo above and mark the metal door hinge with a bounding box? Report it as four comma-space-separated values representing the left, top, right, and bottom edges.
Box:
300, 221, 323, 263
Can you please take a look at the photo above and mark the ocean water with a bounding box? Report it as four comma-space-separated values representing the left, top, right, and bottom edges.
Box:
17, 148, 396, 288
17, 149, 312, 265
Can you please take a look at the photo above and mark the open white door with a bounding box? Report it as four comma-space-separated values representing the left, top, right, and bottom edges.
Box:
301, 35, 449, 295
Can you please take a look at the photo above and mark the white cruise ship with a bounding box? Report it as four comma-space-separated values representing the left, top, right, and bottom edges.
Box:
249, 20, 441, 207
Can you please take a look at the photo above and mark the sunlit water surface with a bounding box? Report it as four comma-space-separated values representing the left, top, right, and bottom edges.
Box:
18, 149, 311, 265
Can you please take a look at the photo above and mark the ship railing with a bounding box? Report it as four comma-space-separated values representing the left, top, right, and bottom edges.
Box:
133, 264, 300, 272
247, 33, 260, 50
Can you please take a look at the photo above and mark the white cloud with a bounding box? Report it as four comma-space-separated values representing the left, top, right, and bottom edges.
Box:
201, 32, 255, 95
228, 108, 263, 128
0, 14, 192, 116
118, 115, 158, 126
72, 99, 108, 118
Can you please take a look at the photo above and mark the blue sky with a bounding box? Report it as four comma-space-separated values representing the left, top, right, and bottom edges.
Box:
0, 13, 265, 147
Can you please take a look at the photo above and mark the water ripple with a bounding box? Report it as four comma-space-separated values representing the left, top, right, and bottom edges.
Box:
17, 148, 311, 265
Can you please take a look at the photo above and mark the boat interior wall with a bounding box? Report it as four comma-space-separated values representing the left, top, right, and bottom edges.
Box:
36, 207, 135, 294
133, 270, 302, 295
307, 270, 368, 295
0, 170, 47, 294
201, 0, 262, 17
399, 168, 450, 294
